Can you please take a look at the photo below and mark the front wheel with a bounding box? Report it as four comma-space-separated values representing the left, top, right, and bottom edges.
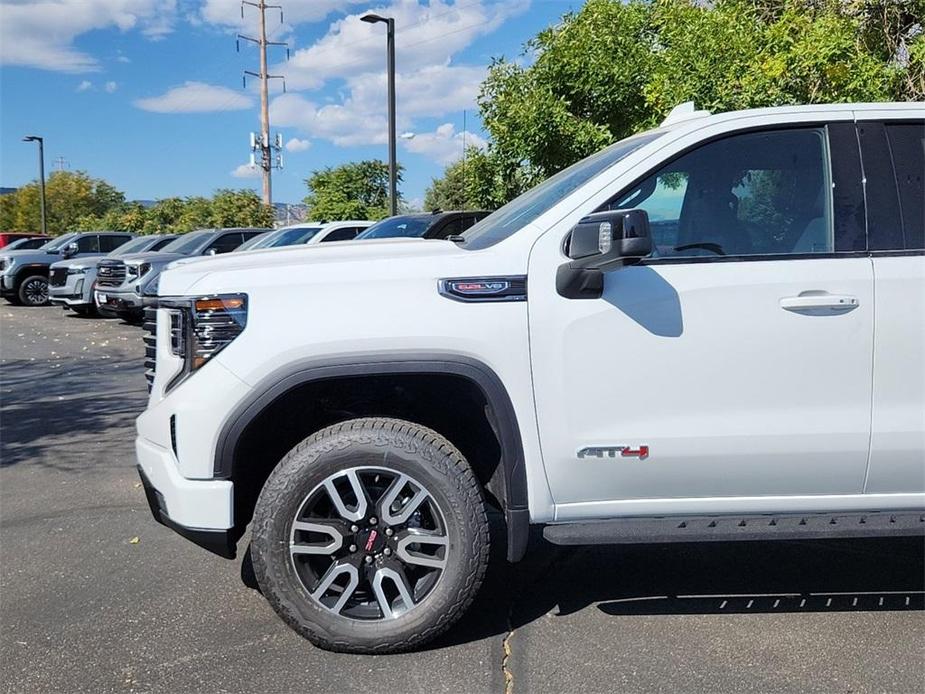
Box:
251, 418, 490, 653
17, 275, 48, 306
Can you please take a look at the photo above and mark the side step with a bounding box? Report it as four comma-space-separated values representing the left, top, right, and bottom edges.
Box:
543, 511, 925, 546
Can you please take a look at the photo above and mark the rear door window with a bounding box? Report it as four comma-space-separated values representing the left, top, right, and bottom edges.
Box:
886, 123, 924, 250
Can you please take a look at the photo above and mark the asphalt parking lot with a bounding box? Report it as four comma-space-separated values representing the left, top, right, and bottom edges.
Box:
2, 304, 924, 694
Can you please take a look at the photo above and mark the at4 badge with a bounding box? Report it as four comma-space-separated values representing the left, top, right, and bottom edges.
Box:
577, 445, 650, 460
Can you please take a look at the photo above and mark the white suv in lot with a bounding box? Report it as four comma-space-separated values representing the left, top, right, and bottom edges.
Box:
137, 102, 924, 653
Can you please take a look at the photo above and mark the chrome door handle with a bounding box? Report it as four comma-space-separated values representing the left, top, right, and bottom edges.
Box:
780, 293, 859, 314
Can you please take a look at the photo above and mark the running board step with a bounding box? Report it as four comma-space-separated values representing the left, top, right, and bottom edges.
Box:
543, 511, 925, 546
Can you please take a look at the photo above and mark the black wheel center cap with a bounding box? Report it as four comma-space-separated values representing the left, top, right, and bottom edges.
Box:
357, 528, 386, 554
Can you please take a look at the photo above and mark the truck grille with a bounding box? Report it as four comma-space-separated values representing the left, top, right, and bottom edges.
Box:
97, 262, 126, 287
142, 307, 157, 391
49, 268, 67, 287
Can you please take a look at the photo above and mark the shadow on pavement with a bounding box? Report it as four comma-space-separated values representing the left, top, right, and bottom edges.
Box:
0, 356, 147, 469
434, 533, 924, 649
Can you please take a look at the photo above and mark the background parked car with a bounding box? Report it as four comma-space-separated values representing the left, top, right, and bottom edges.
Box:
237, 220, 375, 252
355, 210, 490, 241
95, 227, 267, 320
1, 235, 51, 251
0, 231, 134, 306
48, 234, 176, 316
0, 233, 50, 249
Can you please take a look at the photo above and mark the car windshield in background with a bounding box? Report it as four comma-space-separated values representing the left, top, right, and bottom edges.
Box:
110, 237, 152, 256
356, 216, 431, 240
267, 227, 322, 247
461, 130, 665, 250
159, 230, 213, 255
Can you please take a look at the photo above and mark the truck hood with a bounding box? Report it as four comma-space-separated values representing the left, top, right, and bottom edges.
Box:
0, 249, 62, 266
160, 238, 473, 294
49, 254, 108, 270
113, 251, 187, 266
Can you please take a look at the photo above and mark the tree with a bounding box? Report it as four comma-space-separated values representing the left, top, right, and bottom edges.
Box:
422, 155, 484, 212
466, 0, 925, 205
303, 160, 401, 221
209, 189, 274, 228
2, 170, 126, 234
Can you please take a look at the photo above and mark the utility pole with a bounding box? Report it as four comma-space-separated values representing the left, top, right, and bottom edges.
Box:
239, 1, 287, 207
53, 156, 69, 171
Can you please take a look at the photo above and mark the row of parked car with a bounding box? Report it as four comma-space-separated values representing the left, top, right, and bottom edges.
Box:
0, 209, 490, 319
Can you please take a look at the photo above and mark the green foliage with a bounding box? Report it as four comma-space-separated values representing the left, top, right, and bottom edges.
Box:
2, 170, 125, 234
460, 0, 924, 206
2, 170, 273, 236
209, 189, 275, 228
422, 155, 483, 211
303, 160, 401, 221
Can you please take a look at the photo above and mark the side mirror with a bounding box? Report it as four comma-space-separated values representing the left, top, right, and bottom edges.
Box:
205, 248, 218, 256
61, 242, 79, 259
557, 209, 652, 299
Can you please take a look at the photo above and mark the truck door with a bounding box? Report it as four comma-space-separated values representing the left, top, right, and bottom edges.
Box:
858, 119, 925, 494
529, 124, 874, 513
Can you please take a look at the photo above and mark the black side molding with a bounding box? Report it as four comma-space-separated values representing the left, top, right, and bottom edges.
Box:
544, 511, 925, 546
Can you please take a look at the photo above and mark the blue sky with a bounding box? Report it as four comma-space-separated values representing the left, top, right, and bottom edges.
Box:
0, 1, 576, 208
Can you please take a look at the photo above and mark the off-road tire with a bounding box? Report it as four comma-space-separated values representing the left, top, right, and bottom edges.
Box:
250, 417, 490, 653
17, 275, 48, 306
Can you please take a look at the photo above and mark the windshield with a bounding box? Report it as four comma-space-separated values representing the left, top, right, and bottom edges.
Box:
109, 236, 153, 256
42, 233, 78, 252
5, 237, 45, 250
159, 230, 214, 255
246, 226, 322, 250
356, 216, 432, 240
461, 130, 664, 249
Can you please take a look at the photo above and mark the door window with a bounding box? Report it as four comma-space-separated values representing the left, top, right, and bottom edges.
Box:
76, 235, 100, 253
886, 123, 924, 250
99, 235, 130, 252
321, 227, 361, 242
205, 232, 244, 254
609, 128, 833, 258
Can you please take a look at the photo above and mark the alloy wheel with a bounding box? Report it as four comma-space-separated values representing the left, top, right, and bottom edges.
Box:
22, 278, 48, 305
289, 466, 449, 620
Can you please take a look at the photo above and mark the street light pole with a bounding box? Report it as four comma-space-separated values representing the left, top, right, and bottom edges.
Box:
22, 135, 47, 235
361, 13, 398, 216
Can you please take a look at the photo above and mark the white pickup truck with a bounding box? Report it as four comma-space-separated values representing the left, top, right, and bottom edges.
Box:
136, 102, 924, 653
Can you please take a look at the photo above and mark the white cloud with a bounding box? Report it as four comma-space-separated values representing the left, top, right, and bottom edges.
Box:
285, 138, 311, 152
231, 163, 261, 179
280, 0, 528, 90
134, 81, 253, 113
200, 0, 364, 30
0, 0, 177, 73
105, 81, 118, 93
350, 63, 486, 118
403, 123, 487, 164
76, 80, 93, 92
116, 55, 131, 64
272, 93, 390, 147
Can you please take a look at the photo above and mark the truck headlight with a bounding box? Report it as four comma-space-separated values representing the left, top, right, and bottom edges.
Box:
159, 294, 247, 390
67, 267, 86, 275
